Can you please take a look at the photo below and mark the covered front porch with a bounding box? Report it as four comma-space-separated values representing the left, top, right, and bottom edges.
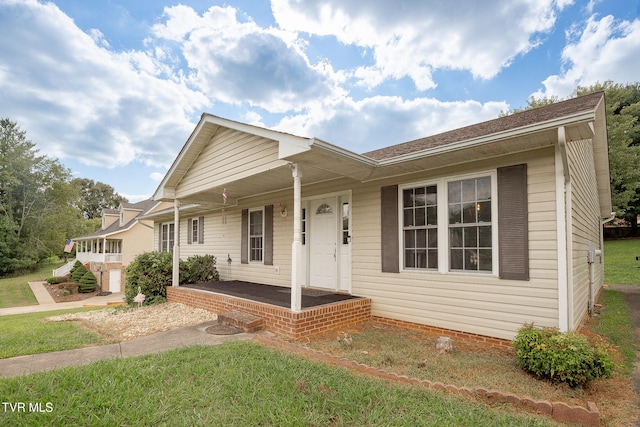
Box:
166, 281, 371, 340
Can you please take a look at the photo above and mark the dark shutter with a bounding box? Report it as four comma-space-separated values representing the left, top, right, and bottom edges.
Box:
198, 216, 204, 244
381, 185, 399, 273
187, 218, 192, 244
264, 205, 273, 265
498, 164, 529, 280
241, 209, 248, 264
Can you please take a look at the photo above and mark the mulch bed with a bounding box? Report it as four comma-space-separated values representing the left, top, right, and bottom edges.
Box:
43, 281, 99, 303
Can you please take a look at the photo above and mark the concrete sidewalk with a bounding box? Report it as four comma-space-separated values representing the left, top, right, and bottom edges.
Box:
0, 282, 126, 316
0, 321, 256, 378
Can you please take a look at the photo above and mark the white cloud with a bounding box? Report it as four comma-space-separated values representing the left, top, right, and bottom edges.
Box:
536, 15, 640, 98
0, 0, 209, 169
151, 5, 344, 113
274, 96, 508, 152
271, 0, 568, 90
149, 172, 165, 182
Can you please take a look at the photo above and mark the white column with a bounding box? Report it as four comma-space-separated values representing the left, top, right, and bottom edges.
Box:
291, 163, 302, 312
172, 199, 180, 287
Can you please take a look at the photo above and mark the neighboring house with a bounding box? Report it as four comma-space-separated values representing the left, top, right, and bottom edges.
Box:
147, 91, 611, 341
66, 200, 172, 292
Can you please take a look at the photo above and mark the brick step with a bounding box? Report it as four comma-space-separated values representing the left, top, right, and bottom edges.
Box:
218, 310, 264, 333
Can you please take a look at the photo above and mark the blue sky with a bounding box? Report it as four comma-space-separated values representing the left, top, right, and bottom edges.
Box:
1, 0, 638, 202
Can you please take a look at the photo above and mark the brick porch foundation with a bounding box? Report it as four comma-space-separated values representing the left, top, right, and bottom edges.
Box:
166, 286, 372, 340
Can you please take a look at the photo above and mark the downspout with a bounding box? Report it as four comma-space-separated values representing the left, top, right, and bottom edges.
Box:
556, 126, 572, 332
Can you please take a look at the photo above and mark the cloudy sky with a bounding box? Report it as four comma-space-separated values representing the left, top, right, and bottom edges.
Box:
0, 0, 638, 201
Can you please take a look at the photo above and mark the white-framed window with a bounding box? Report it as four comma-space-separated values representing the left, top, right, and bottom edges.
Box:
447, 176, 493, 272
191, 217, 200, 244
301, 207, 306, 245
402, 184, 438, 269
249, 208, 264, 262
399, 172, 497, 274
161, 223, 174, 252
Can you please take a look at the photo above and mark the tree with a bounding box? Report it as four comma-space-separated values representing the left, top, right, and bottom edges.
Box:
505, 82, 640, 229
71, 178, 127, 219
576, 82, 640, 229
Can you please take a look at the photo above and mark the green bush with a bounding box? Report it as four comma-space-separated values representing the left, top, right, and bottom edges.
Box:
69, 260, 83, 275
71, 263, 88, 282
513, 324, 615, 388
47, 276, 67, 284
125, 251, 173, 305
181, 254, 220, 284
78, 270, 97, 293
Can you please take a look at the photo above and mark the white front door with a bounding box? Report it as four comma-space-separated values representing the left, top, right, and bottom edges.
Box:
309, 197, 338, 290
109, 269, 121, 293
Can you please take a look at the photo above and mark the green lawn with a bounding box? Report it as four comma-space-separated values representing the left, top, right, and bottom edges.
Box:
0, 342, 556, 427
0, 308, 111, 359
0, 261, 62, 309
604, 239, 640, 285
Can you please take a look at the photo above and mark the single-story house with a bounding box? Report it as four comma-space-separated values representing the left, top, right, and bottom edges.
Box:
61, 199, 171, 292
147, 91, 612, 342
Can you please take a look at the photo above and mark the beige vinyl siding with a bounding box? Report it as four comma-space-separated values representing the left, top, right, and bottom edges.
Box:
351, 148, 559, 341
567, 138, 603, 328
176, 128, 287, 197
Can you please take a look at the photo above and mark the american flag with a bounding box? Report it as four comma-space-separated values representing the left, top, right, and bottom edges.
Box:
63, 240, 75, 253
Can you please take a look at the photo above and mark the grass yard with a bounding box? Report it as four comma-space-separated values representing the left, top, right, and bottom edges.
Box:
0, 342, 557, 427
604, 238, 640, 285
0, 308, 112, 359
0, 261, 62, 309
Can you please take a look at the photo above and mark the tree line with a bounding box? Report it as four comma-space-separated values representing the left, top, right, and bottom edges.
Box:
0, 118, 126, 275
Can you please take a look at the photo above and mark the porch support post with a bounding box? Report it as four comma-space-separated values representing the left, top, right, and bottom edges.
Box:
172, 199, 180, 287
291, 163, 302, 312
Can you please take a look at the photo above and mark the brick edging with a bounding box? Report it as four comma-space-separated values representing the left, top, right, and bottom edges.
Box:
253, 334, 600, 427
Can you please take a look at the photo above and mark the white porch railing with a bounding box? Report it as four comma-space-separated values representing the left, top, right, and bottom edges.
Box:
52, 260, 76, 277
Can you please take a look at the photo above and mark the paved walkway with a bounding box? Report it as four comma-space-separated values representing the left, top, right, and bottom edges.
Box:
0, 281, 256, 378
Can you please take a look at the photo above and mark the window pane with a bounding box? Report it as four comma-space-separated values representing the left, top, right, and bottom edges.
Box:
416, 229, 427, 248
405, 250, 415, 268
403, 189, 413, 208
415, 207, 426, 226
450, 249, 463, 270
425, 186, 437, 205
479, 249, 492, 271
403, 209, 414, 226
449, 203, 462, 224
404, 229, 415, 248
463, 227, 477, 247
464, 249, 478, 270
426, 206, 437, 226
462, 202, 476, 223
428, 250, 438, 269
450, 228, 462, 248
477, 177, 491, 200
478, 201, 491, 223
448, 181, 461, 203
416, 250, 427, 268
462, 179, 476, 202
478, 226, 492, 247
414, 187, 425, 206
428, 228, 438, 248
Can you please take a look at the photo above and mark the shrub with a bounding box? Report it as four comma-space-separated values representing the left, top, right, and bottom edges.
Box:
71, 263, 88, 282
513, 323, 615, 388
69, 260, 83, 276
47, 276, 66, 284
78, 270, 97, 293
181, 254, 220, 284
125, 251, 173, 305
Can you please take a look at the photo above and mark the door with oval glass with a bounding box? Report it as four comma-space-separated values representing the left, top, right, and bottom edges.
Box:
309, 197, 337, 290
